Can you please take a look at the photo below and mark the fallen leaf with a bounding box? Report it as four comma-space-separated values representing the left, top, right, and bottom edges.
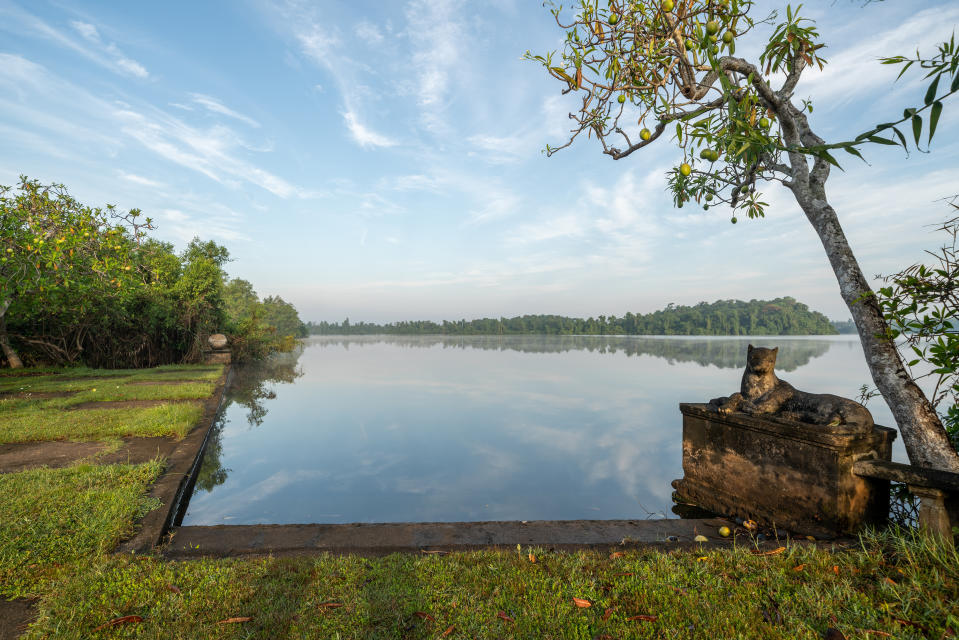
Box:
217, 617, 251, 624
92, 615, 143, 631
793, 564, 806, 572
893, 618, 929, 633
497, 611, 514, 623
528, 553, 536, 563
823, 628, 846, 640
165, 584, 181, 594
413, 611, 435, 622
833, 565, 840, 575
750, 546, 786, 556
743, 519, 758, 531
442, 625, 455, 637
883, 577, 897, 586
627, 614, 658, 622
573, 597, 592, 608
614, 572, 635, 577
696, 556, 708, 562
806, 536, 816, 542
318, 602, 344, 609
609, 551, 625, 559
602, 608, 614, 621
863, 631, 892, 637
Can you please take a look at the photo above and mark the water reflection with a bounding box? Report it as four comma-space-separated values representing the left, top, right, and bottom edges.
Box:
192, 346, 304, 493
310, 334, 830, 371
183, 335, 880, 525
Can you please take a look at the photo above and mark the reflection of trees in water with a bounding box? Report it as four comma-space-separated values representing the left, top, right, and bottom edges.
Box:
192, 345, 305, 493
307, 335, 831, 372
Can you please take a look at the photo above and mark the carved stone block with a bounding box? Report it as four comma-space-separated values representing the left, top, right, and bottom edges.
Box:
673, 403, 896, 537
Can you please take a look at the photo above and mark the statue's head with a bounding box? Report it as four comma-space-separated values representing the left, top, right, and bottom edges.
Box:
746, 344, 778, 374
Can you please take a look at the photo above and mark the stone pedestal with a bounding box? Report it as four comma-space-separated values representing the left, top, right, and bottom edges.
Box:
203, 333, 231, 365
672, 403, 897, 537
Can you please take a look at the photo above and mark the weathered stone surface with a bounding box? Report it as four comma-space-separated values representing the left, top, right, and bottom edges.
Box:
673, 403, 896, 537
208, 333, 229, 350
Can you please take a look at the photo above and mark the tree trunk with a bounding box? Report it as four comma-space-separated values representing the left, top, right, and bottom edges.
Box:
0, 300, 24, 369
792, 187, 959, 472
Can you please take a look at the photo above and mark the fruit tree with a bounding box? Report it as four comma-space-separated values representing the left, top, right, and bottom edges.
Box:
0, 177, 150, 368
527, 0, 959, 471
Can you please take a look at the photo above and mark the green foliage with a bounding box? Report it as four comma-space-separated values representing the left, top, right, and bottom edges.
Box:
2, 178, 306, 367
308, 297, 836, 336
875, 206, 959, 450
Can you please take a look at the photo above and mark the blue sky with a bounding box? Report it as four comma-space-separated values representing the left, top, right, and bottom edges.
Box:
1, 0, 958, 323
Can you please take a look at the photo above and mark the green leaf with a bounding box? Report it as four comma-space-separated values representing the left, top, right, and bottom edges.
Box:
951, 71, 959, 93
820, 150, 843, 170
911, 114, 923, 146
843, 145, 865, 161
892, 127, 908, 149
676, 122, 682, 143
866, 136, 898, 146
929, 101, 943, 142
924, 74, 941, 105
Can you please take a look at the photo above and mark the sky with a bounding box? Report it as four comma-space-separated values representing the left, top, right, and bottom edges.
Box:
1, 0, 958, 324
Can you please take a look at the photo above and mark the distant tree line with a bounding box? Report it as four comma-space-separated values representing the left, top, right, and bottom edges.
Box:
1, 177, 306, 368
307, 297, 838, 337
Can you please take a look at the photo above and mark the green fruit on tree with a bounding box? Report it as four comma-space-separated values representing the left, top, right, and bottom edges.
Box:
661, 0, 674, 12
703, 204, 709, 210
709, 34, 718, 43
705, 193, 713, 202
685, 38, 697, 50
706, 20, 720, 35
759, 117, 770, 129
731, 216, 738, 224
618, 94, 626, 104
640, 128, 652, 141
608, 12, 619, 25
722, 31, 734, 44
679, 163, 692, 176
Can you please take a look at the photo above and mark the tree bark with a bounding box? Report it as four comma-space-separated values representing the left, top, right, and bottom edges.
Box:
791, 186, 959, 472
0, 300, 24, 369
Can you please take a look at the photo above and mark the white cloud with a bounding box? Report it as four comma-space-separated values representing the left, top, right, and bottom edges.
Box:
343, 110, 397, 148
117, 171, 163, 188
190, 93, 261, 128
403, 0, 464, 134
354, 21, 384, 45
69, 19, 149, 78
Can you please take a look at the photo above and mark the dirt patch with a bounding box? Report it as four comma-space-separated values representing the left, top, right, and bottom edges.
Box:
0, 598, 36, 640
0, 441, 109, 473
0, 371, 57, 378
66, 399, 199, 410
0, 391, 76, 399
99, 437, 181, 466
124, 379, 210, 386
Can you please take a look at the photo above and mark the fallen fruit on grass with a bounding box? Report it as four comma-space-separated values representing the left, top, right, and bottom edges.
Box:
718, 526, 731, 537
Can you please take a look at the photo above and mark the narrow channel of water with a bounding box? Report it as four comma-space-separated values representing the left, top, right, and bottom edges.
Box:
182, 335, 900, 526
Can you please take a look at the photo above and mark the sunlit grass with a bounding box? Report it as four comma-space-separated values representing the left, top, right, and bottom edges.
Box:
0, 364, 223, 392
0, 402, 204, 443
0, 461, 164, 599
20, 529, 959, 639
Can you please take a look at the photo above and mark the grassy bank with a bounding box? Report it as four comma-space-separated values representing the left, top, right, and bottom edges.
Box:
0, 461, 164, 599
22, 530, 959, 639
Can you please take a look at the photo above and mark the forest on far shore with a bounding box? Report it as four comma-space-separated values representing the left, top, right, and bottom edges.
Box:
307, 297, 839, 337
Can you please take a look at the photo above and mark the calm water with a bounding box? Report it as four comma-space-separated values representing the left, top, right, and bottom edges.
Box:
182, 335, 901, 526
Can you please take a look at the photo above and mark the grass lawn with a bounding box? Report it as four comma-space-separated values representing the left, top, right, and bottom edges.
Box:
0, 402, 204, 443
0, 461, 165, 599
20, 530, 959, 639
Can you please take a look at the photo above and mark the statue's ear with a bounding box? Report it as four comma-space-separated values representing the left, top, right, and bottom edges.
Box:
747, 344, 754, 353
773, 347, 779, 355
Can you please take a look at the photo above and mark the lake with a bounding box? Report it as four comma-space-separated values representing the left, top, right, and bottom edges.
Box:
181, 335, 902, 526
